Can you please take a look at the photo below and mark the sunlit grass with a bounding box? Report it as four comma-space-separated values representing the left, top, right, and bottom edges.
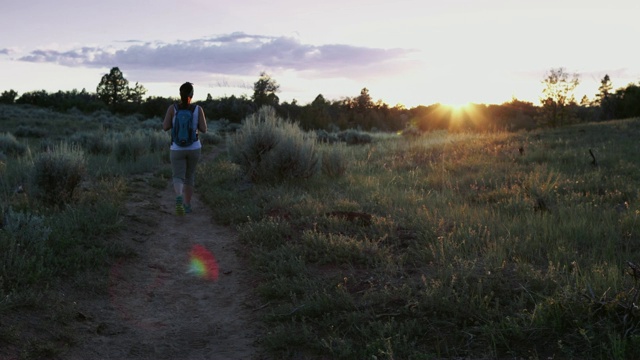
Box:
199, 118, 640, 359
4, 102, 638, 358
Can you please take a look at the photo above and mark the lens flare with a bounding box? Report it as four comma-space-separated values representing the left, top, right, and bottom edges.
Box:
188, 244, 219, 281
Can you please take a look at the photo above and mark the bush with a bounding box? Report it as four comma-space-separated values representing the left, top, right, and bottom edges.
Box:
210, 119, 242, 134
0, 209, 52, 288
0, 132, 27, 157
316, 129, 339, 144
139, 117, 162, 130
143, 129, 169, 153
38, 138, 55, 152
228, 106, 319, 182
338, 129, 373, 145
13, 125, 48, 138
30, 143, 86, 207
400, 125, 422, 137
113, 134, 148, 162
92, 110, 125, 130
69, 131, 113, 155
199, 131, 223, 146
321, 145, 348, 178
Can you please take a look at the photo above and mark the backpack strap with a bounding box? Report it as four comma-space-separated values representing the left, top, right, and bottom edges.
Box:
172, 102, 193, 130
172, 102, 179, 126
172, 103, 178, 140
192, 105, 199, 139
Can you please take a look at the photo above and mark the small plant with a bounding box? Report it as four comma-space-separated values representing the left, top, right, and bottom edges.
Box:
338, 129, 373, 145
316, 129, 339, 144
30, 143, 86, 207
199, 131, 223, 146
210, 118, 242, 134
237, 217, 294, 249
114, 134, 147, 162
0, 132, 27, 157
400, 125, 422, 137
139, 117, 162, 130
0, 208, 52, 289
146, 129, 169, 153
70, 131, 112, 155
321, 144, 347, 178
227, 106, 319, 182
14, 125, 48, 138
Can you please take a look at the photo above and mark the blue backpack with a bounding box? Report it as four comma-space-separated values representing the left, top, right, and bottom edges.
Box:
172, 104, 198, 147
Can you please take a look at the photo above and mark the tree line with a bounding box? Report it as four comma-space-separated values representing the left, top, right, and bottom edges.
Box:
1, 67, 639, 133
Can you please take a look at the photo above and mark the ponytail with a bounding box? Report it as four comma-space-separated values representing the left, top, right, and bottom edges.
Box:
179, 82, 194, 108
180, 94, 190, 108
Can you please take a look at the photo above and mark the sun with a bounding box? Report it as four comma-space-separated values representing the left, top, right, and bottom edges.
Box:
438, 90, 473, 112
443, 102, 471, 113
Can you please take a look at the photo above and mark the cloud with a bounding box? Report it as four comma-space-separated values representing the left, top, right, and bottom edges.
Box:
0, 48, 11, 55
17, 32, 416, 79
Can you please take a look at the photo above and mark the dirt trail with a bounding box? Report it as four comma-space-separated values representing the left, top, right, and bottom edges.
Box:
64, 152, 263, 360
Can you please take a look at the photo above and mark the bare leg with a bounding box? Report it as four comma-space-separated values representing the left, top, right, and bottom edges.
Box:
173, 182, 184, 197
173, 181, 186, 215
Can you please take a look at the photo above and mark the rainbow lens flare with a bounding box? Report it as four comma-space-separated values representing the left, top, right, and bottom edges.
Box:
188, 244, 219, 281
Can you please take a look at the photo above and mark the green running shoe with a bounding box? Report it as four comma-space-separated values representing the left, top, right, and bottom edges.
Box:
176, 196, 185, 216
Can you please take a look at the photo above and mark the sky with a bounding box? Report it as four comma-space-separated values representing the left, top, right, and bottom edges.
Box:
1, 0, 639, 108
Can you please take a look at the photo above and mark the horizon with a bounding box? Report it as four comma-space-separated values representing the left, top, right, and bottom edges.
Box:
1, 0, 639, 108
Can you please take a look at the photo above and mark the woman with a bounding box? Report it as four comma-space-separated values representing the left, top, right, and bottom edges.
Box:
162, 82, 207, 215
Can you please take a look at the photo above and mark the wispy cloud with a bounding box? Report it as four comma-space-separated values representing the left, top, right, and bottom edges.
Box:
17, 32, 415, 79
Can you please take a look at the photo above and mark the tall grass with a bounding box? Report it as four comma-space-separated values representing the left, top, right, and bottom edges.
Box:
199, 117, 640, 359
0, 105, 168, 342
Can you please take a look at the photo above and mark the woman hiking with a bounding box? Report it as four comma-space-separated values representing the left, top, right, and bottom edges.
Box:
162, 82, 207, 215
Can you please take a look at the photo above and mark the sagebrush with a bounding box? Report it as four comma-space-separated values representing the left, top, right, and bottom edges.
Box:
30, 143, 85, 207
227, 106, 319, 182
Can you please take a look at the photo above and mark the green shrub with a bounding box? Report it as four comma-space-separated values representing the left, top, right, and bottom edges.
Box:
400, 125, 422, 137
93, 111, 121, 130
30, 143, 86, 206
140, 117, 162, 130
237, 217, 294, 249
227, 106, 319, 182
37, 138, 55, 153
70, 131, 113, 155
338, 129, 373, 145
210, 119, 242, 134
0, 133, 27, 157
316, 129, 339, 144
14, 125, 48, 138
321, 144, 347, 177
113, 134, 148, 162
199, 131, 223, 146
146, 130, 169, 153
0, 209, 53, 288
46, 200, 125, 274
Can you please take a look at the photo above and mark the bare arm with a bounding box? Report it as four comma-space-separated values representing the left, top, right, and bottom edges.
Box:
197, 105, 207, 133
162, 105, 174, 131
